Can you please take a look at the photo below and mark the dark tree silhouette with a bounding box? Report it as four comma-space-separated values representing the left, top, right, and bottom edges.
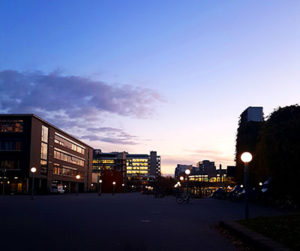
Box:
254, 105, 300, 204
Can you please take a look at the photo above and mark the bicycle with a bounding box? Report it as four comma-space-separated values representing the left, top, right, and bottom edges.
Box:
176, 192, 190, 204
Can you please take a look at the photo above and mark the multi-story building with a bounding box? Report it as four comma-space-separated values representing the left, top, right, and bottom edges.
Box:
92, 150, 126, 192
240, 107, 263, 124
91, 150, 161, 191
174, 164, 192, 178
197, 160, 216, 179
0, 114, 93, 194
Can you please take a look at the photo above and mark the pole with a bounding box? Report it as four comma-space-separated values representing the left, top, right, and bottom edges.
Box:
76, 182, 79, 196
2, 169, 6, 195
31, 174, 35, 200
98, 181, 102, 196
244, 163, 249, 219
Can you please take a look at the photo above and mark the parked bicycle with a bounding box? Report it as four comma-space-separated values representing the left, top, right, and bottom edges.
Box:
176, 192, 190, 204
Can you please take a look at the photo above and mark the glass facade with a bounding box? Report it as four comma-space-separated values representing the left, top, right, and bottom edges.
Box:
0, 141, 22, 151
54, 149, 85, 167
53, 163, 78, 177
126, 158, 149, 176
0, 160, 20, 170
0, 120, 23, 132
40, 125, 49, 167
54, 133, 85, 154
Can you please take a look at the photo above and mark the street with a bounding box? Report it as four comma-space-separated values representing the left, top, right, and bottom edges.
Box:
0, 193, 282, 251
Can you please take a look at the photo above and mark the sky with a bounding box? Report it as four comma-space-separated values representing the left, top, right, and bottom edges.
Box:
1, 1, 300, 175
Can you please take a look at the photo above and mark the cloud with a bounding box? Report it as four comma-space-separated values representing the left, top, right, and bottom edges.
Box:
81, 127, 138, 145
0, 69, 162, 146
0, 70, 162, 120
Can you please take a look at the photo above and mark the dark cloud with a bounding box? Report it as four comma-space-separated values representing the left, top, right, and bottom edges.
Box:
0, 69, 161, 146
0, 70, 162, 120
83, 126, 138, 145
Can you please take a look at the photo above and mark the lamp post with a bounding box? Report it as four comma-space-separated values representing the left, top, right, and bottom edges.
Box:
30, 167, 37, 200
76, 174, 80, 196
122, 183, 125, 193
185, 169, 191, 197
241, 152, 253, 220
179, 176, 184, 181
98, 179, 102, 196
112, 181, 116, 195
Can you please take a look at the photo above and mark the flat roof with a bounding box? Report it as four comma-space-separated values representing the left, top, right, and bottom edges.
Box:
0, 114, 93, 149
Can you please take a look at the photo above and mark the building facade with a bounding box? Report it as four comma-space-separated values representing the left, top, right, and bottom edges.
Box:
0, 114, 93, 194
92, 150, 161, 191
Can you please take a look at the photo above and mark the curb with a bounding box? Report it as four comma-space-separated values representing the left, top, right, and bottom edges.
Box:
219, 220, 290, 251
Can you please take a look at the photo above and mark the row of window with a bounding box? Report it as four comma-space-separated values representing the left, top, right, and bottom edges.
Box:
127, 158, 148, 163
54, 134, 85, 154
53, 165, 78, 177
127, 170, 149, 174
0, 120, 23, 133
127, 163, 148, 167
54, 150, 85, 167
0, 160, 20, 170
0, 141, 22, 151
93, 159, 115, 164
127, 166, 148, 170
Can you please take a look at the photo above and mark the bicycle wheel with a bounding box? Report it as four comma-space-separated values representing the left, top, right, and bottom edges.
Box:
176, 196, 184, 204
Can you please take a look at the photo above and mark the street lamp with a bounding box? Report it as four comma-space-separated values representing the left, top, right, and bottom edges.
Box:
241, 152, 252, 220
259, 182, 263, 186
98, 179, 102, 196
76, 174, 80, 196
30, 167, 37, 200
185, 169, 191, 201
112, 181, 116, 195
179, 176, 184, 181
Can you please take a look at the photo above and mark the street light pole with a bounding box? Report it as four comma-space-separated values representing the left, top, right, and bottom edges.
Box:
185, 169, 191, 202
98, 179, 102, 196
76, 174, 80, 196
241, 152, 253, 220
112, 181, 116, 195
30, 167, 37, 200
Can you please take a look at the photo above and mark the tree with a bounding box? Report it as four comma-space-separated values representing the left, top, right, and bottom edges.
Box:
255, 105, 300, 204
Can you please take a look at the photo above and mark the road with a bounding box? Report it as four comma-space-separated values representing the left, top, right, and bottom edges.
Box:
0, 193, 283, 251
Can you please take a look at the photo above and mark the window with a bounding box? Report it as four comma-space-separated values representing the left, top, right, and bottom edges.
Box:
0, 141, 22, 151
54, 133, 85, 154
0, 120, 23, 132
41, 142, 48, 161
41, 125, 48, 143
0, 160, 20, 170
54, 149, 85, 167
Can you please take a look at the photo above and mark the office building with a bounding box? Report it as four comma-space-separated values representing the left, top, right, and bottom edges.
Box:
174, 164, 192, 178
197, 160, 216, 179
92, 150, 161, 191
240, 107, 263, 124
0, 114, 93, 194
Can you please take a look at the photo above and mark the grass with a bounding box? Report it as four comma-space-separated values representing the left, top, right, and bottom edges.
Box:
238, 214, 300, 250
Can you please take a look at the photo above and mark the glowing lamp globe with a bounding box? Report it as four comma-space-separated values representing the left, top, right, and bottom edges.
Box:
30, 167, 37, 173
241, 152, 252, 163
179, 176, 184, 181
185, 169, 191, 175
112, 181, 116, 185
76, 175, 80, 180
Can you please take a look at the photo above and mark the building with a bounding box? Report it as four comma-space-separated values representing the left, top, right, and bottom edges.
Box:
92, 150, 127, 192
197, 160, 216, 179
240, 107, 263, 124
126, 151, 161, 183
236, 107, 264, 183
174, 164, 192, 178
0, 114, 93, 194
91, 150, 161, 192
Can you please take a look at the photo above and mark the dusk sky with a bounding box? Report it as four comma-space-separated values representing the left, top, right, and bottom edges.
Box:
1, 1, 300, 175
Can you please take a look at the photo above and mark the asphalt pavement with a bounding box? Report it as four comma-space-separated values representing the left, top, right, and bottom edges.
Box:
0, 193, 283, 251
